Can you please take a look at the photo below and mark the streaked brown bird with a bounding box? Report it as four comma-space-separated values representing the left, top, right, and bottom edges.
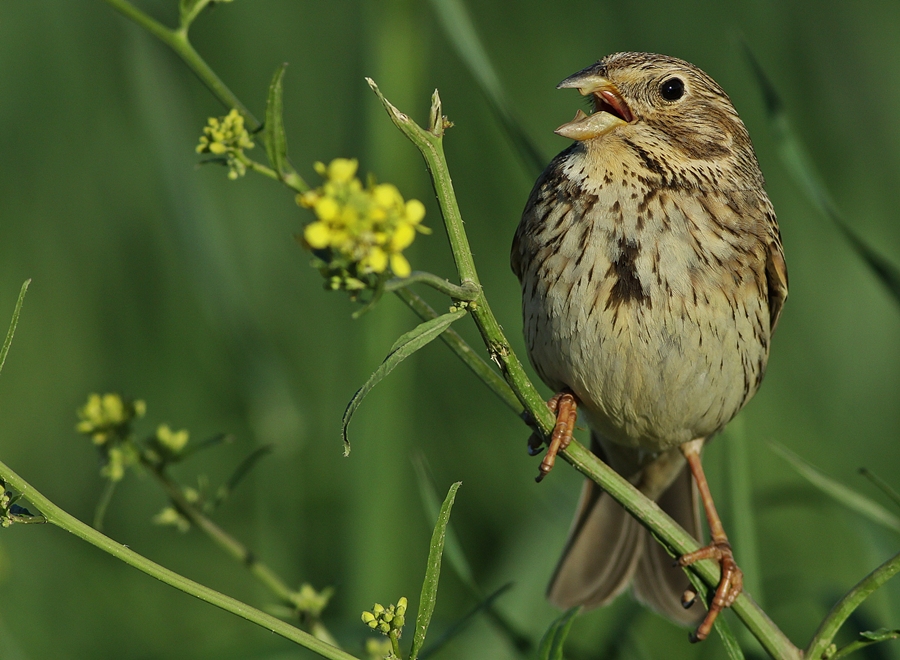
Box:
511, 52, 787, 641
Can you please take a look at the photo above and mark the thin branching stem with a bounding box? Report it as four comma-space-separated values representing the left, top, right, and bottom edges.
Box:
385, 271, 480, 301
0, 458, 359, 660
102, 0, 258, 129
806, 550, 900, 659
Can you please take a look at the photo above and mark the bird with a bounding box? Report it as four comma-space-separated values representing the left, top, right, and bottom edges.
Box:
510, 52, 788, 641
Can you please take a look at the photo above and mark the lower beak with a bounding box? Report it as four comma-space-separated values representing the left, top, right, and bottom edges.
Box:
555, 71, 631, 141
555, 108, 627, 140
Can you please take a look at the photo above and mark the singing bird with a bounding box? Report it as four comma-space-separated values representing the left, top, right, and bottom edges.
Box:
511, 52, 787, 640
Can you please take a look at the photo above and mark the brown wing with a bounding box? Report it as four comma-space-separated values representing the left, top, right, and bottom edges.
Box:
766, 234, 788, 332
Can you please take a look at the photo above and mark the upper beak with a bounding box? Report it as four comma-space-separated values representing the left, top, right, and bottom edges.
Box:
555, 69, 633, 140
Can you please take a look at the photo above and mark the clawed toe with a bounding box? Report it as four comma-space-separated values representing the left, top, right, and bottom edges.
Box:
535, 392, 577, 482
678, 542, 743, 642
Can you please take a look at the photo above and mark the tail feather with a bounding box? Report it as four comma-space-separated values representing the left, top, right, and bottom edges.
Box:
547, 478, 644, 608
633, 464, 704, 626
547, 433, 705, 626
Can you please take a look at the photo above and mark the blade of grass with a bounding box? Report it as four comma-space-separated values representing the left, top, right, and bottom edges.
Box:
536, 606, 580, 660
0, 280, 30, 378
214, 444, 275, 506
859, 468, 900, 511
410, 481, 461, 659
742, 44, 900, 305
770, 442, 900, 532
427, 0, 546, 177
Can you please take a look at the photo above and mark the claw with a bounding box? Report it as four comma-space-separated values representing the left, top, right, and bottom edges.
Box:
535, 393, 577, 482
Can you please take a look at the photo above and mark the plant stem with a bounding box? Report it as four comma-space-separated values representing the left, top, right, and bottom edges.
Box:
369, 80, 801, 660
0, 458, 358, 660
101, 0, 259, 130
385, 272, 480, 301
805, 549, 900, 660
147, 463, 294, 604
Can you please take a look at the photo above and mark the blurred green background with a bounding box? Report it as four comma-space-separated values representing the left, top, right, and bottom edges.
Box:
1, 1, 899, 658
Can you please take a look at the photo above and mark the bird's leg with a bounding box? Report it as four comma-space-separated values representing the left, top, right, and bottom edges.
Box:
677, 438, 743, 643
534, 392, 578, 483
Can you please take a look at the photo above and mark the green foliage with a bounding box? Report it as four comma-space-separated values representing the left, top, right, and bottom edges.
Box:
536, 606, 579, 660
410, 482, 461, 659
342, 309, 466, 455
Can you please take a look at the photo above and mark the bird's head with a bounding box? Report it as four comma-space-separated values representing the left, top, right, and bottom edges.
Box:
555, 52, 762, 187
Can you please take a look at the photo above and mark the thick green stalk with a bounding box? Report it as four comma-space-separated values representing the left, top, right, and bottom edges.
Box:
805, 550, 900, 659
0, 459, 357, 660
368, 81, 801, 660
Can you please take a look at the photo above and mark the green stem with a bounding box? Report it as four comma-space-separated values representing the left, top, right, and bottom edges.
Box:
0, 458, 358, 660
806, 550, 900, 660
369, 80, 801, 660
101, 0, 259, 131
385, 272, 480, 301
147, 462, 296, 605
389, 629, 403, 659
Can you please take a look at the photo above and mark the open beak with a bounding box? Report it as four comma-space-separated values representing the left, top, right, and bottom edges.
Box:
555, 70, 634, 140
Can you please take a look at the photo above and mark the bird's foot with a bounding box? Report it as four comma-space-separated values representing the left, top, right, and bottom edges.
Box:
677, 541, 743, 642
534, 392, 577, 483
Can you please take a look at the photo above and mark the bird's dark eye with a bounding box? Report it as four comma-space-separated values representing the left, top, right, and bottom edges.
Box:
659, 77, 685, 101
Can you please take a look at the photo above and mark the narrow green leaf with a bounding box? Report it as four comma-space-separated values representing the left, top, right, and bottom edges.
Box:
0, 280, 30, 378
176, 432, 234, 461
770, 442, 900, 532
265, 63, 289, 179
410, 481, 461, 660
859, 468, 900, 511
412, 454, 476, 591
341, 309, 466, 455
536, 606, 580, 660
214, 444, 275, 506
743, 44, 900, 305
428, 0, 546, 177
860, 628, 900, 642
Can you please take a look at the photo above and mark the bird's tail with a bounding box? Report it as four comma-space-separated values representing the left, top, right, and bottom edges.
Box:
547, 435, 703, 626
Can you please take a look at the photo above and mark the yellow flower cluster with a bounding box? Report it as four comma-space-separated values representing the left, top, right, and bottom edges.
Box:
298, 159, 428, 290
155, 424, 190, 454
196, 108, 255, 179
76, 393, 146, 445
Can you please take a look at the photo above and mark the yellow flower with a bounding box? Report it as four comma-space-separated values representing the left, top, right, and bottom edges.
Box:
196, 109, 254, 179
297, 158, 428, 291
390, 253, 411, 278
156, 424, 189, 454
76, 393, 145, 445
327, 158, 358, 183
